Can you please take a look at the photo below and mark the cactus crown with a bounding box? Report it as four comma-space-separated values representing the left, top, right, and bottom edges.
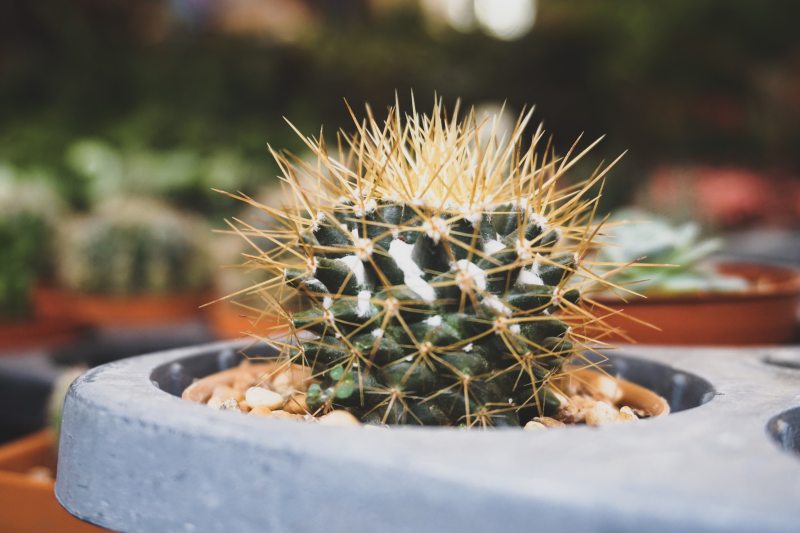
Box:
231, 100, 621, 427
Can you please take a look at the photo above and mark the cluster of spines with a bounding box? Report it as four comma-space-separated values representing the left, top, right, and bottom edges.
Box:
225, 99, 624, 427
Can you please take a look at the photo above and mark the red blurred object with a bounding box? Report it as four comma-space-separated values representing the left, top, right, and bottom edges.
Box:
643, 166, 798, 228
0, 319, 80, 353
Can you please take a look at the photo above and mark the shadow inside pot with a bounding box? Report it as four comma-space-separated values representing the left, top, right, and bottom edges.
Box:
151, 344, 717, 416
767, 407, 800, 457
582, 352, 716, 413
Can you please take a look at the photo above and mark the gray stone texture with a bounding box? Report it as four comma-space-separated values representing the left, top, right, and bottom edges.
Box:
55, 341, 800, 532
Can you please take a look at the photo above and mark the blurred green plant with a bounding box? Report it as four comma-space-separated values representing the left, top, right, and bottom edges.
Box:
57, 198, 214, 296
66, 139, 267, 215
596, 209, 748, 294
0, 166, 62, 319
1, 0, 799, 216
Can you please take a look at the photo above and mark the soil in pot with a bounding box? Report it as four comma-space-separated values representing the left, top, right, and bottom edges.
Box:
0, 429, 106, 532
592, 262, 800, 345
181, 359, 669, 428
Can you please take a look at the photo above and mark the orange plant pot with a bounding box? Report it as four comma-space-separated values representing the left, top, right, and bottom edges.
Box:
0, 288, 82, 352
593, 263, 800, 346
36, 287, 211, 327
0, 430, 105, 532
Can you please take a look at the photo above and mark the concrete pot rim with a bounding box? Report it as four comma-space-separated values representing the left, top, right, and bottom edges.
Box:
55, 341, 800, 533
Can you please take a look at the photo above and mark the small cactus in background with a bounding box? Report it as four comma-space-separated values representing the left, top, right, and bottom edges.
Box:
58, 198, 214, 296
0, 169, 61, 318
228, 101, 622, 427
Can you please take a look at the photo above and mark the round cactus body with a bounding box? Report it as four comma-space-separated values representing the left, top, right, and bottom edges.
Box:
231, 101, 621, 427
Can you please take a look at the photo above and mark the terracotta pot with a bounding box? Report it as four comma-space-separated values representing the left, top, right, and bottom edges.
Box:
206, 299, 287, 340
592, 262, 800, 345
36, 287, 212, 327
0, 430, 105, 532
0, 318, 81, 353
0, 288, 83, 351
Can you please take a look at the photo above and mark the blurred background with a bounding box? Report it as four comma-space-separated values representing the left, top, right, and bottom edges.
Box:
1, 0, 800, 441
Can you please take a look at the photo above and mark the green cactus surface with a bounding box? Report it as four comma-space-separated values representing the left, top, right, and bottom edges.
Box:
230, 101, 621, 427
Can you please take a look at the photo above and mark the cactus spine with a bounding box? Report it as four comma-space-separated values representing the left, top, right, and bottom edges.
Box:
231, 101, 621, 427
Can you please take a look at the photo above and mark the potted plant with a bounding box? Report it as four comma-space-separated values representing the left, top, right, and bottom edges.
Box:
590, 209, 800, 345
53, 102, 800, 533
190, 101, 673, 427
0, 169, 81, 350
51, 198, 215, 326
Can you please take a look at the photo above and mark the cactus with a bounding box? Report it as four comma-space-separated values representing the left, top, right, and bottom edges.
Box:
58, 198, 213, 296
229, 101, 621, 427
0, 169, 61, 318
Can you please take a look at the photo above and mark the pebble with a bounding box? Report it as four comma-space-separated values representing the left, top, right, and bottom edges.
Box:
220, 399, 241, 412
267, 410, 305, 421
584, 400, 621, 426
270, 366, 312, 395
283, 393, 309, 414
534, 416, 566, 428
211, 385, 238, 401
592, 377, 624, 404
524, 421, 547, 431
618, 405, 639, 422
248, 406, 273, 417
318, 410, 361, 426
245, 387, 284, 410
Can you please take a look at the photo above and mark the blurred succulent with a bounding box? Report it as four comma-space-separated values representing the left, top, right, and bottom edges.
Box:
66, 139, 264, 210
596, 209, 748, 294
0, 166, 62, 318
58, 198, 214, 296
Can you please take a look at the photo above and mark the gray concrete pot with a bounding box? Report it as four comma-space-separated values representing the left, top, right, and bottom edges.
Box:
55, 341, 800, 533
